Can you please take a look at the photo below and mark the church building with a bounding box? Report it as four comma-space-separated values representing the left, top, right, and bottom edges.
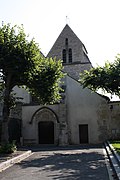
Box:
3, 24, 120, 146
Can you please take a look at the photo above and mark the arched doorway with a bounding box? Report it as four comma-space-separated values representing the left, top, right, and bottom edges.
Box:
38, 121, 54, 144
31, 107, 59, 145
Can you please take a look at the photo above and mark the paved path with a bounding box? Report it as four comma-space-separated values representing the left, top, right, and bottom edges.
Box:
0, 145, 110, 180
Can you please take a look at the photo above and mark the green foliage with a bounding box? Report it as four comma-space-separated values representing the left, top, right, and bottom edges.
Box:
0, 22, 63, 105
80, 54, 120, 97
26, 57, 63, 104
111, 141, 120, 154
0, 141, 17, 154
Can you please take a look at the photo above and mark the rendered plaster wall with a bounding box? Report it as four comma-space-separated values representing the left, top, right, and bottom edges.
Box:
66, 76, 109, 144
22, 104, 67, 145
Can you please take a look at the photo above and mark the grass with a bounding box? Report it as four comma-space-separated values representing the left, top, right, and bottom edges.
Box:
111, 141, 120, 154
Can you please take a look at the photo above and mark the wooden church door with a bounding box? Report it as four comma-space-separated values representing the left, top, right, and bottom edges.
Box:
38, 121, 54, 144
79, 124, 89, 144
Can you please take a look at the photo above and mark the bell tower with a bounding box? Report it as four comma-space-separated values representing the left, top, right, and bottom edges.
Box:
47, 24, 92, 80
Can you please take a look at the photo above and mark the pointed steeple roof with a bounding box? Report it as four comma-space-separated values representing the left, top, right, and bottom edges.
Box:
47, 24, 92, 80
47, 24, 91, 64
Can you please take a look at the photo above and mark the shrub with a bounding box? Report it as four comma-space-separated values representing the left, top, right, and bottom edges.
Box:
0, 141, 17, 154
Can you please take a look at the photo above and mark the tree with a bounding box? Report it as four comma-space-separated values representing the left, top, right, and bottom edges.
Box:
80, 54, 120, 97
0, 23, 63, 143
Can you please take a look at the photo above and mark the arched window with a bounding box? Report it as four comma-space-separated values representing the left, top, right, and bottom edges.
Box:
65, 38, 68, 46
62, 49, 66, 63
69, 48, 72, 63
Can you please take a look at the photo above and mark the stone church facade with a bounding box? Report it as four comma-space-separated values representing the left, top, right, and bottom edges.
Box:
1, 25, 120, 145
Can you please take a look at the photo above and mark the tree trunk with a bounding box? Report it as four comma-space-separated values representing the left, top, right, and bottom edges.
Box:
1, 74, 12, 144
1, 88, 11, 144
1, 121, 9, 144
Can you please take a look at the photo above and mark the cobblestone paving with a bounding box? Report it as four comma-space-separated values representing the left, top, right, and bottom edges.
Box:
0, 145, 110, 180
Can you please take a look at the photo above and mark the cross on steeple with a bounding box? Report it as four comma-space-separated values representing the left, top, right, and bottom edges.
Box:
66, 16, 69, 25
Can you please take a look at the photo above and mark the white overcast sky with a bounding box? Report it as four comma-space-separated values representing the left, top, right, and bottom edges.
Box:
0, 0, 120, 67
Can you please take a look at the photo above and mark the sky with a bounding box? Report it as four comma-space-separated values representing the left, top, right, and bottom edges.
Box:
0, 0, 120, 67
0, 0, 120, 101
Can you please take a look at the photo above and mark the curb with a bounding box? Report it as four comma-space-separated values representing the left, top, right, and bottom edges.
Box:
103, 147, 114, 180
104, 141, 120, 179
0, 150, 32, 172
108, 141, 120, 166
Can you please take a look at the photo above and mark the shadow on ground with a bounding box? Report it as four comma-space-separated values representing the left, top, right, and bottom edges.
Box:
18, 145, 109, 180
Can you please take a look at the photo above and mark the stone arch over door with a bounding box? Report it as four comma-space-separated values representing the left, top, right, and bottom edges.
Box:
31, 107, 59, 145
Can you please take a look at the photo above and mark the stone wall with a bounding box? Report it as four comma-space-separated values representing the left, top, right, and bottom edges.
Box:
10, 103, 22, 120
47, 25, 91, 65
63, 63, 92, 80
107, 102, 120, 140
96, 101, 109, 142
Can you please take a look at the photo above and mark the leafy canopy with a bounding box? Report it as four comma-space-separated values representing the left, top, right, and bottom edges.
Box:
80, 54, 120, 97
0, 22, 63, 105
